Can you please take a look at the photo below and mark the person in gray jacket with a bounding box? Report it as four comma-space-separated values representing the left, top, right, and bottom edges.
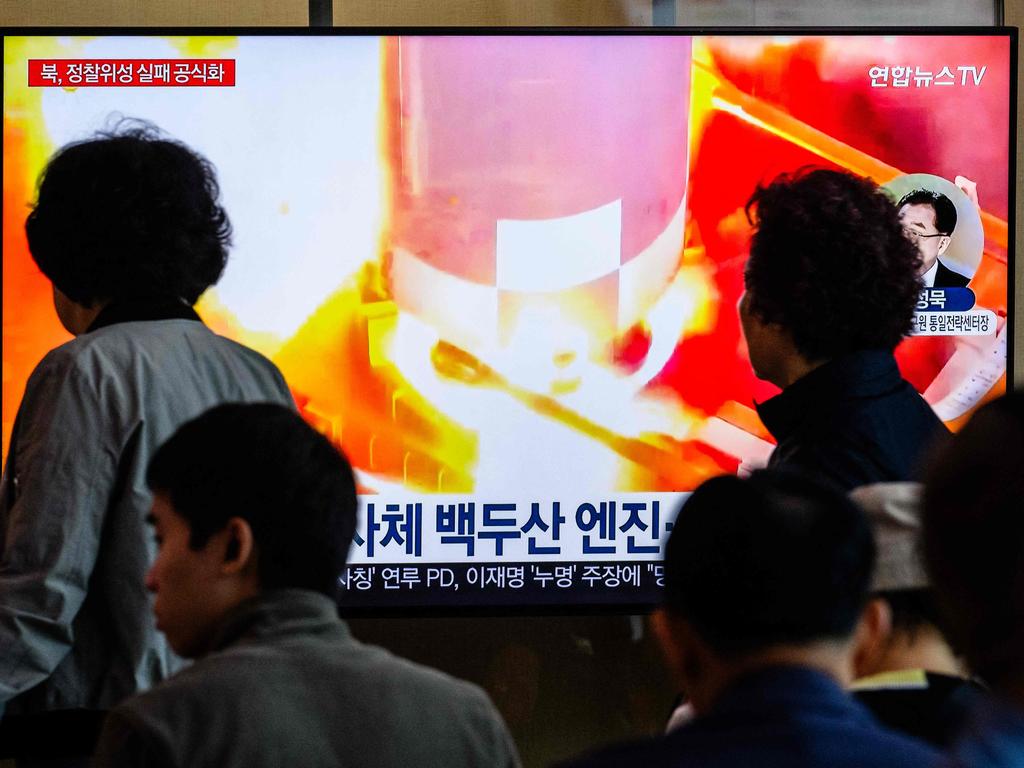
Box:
0, 123, 294, 762
92, 403, 519, 768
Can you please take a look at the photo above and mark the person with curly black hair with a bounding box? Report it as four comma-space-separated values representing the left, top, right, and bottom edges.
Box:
25, 124, 232, 317
738, 167, 948, 492
0, 121, 294, 763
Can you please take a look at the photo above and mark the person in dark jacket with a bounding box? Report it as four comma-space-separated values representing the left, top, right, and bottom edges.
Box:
558, 470, 938, 768
738, 168, 948, 491
921, 393, 1024, 768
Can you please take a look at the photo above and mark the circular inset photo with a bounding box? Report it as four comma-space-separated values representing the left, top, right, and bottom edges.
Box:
883, 173, 984, 288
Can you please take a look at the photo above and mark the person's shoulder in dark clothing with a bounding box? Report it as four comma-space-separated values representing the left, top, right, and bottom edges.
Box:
560, 735, 937, 768
557, 716, 937, 768
934, 261, 971, 289
556, 706, 940, 768
555, 667, 940, 768
854, 670, 984, 748
760, 350, 950, 491
943, 696, 1024, 768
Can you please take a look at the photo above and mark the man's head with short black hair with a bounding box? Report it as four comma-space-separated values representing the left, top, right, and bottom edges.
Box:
653, 470, 876, 713
871, 589, 946, 645
740, 168, 922, 380
897, 189, 958, 236
922, 392, 1024, 690
25, 119, 231, 310
147, 403, 357, 595
896, 189, 958, 279
662, 470, 876, 657
144, 403, 357, 657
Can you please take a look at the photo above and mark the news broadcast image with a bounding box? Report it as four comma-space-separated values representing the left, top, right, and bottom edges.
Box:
2, 33, 1011, 608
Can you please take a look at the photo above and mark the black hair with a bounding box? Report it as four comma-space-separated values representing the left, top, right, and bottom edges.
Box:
744, 167, 923, 361
663, 470, 876, 658
25, 118, 231, 307
897, 189, 958, 235
922, 392, 1024, 685
874, 588, 949, 646
147, 403, 358, 597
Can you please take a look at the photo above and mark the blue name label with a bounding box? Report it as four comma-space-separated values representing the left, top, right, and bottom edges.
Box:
916, 287, 975, 312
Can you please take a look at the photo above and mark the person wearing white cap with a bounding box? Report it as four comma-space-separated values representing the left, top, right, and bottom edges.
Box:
849, 482, 982, 747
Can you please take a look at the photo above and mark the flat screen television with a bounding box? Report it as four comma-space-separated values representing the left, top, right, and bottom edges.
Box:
2, 29, 1016, 612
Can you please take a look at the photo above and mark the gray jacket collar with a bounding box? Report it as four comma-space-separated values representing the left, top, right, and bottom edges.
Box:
206, 589, 349, 656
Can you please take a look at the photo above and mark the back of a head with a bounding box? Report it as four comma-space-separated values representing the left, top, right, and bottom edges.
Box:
744, 167, 922, 361
922, 393, 1024, 686
25, 119, 230, 307
663, 470, 876, 657
851, 483, 949, 644
147, 403, 358, 597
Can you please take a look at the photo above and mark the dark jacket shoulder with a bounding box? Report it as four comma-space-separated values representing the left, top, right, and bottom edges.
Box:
934, 261, 970, 289
557, 667, 939, 768
758, 350, 949, 490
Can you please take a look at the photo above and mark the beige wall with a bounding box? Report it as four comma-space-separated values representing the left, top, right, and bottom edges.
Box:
673, 0, 995, 24
332, 0, 650, 26
0, 0, 306, 26
0, 0, 650, 26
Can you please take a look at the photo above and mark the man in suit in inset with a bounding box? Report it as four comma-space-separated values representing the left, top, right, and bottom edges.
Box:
897, 189, 970, 288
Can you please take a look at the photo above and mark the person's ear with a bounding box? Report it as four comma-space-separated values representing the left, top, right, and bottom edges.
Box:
652, 609, 706, 690
652, 608, 684, 680
851, 597, 893, 680
218, 517, 255, 576
937, 234, 952, 256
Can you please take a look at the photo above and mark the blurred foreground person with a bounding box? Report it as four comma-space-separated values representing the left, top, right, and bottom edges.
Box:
0, 123, 293, 764
850, 483, 981, 747
560, 471, 938, 768
739, 168, 947, 490
92, 403, 519, 768
922, 392, 1024, 767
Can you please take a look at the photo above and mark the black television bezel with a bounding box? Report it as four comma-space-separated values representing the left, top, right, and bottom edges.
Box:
0, 26, 1017, 617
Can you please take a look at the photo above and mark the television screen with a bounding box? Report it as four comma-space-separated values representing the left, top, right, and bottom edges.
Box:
2, 30, 1014, 610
